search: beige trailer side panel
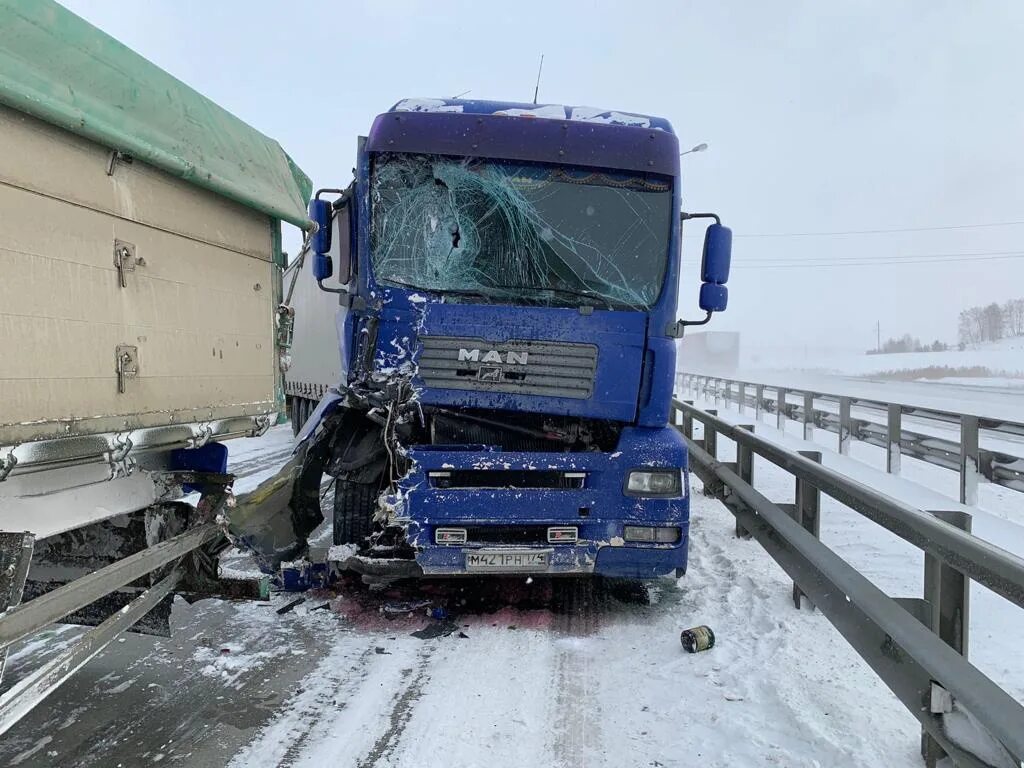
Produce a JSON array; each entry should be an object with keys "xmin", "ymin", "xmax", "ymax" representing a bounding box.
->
[{"xmin": 0, "ymin": 105, "xmax": 281, "ymax": 445}]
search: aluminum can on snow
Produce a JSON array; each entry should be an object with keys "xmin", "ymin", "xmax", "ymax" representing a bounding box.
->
[{"xmin": 680, "ymin": 625, "xmax": 715, "ymax": 653}]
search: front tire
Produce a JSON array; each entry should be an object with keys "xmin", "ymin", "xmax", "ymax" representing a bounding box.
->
[{"xmin": 332, "ymin": 479, "xmax": 378, "ymax": 546}]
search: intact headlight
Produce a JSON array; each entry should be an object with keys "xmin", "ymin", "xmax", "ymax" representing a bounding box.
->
[{"xmin": 625, "ymin": 469, "xmax": 683, "ymax": 497}]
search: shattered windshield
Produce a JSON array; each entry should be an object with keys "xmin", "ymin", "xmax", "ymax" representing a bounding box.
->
[{"xmin": 370, "ymin": 154, "xmax": 672, "ymax": 309}]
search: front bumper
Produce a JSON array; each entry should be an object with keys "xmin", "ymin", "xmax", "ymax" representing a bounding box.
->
[
  {"xmin": 414, "ymin": 540, "xmax": 687, "ymax": 578},
  {"xmin": 393, "ymin": 425, "xmax": 690, "ymax": 579}
]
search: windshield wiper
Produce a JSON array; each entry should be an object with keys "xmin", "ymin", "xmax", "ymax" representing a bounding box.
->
[
  {"xmin": 380, "ymin": 279, "xmax": 516, "ymax": 303},
  {"xmin": 524, "ymin": 285, "xmax": 622, "ymax": 310},
  {"xmin": 379, "ymin": 278, "xmax": 629, "ymax": 310}
]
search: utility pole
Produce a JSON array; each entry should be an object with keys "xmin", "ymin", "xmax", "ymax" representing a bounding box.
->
[{"xmin": 876, "ymin": 320, "xmax": 881, "ymax": 353}]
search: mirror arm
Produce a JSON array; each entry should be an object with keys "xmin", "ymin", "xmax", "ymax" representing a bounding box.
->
[
  {"xmin": 315, "ymin": 187, "xmax": 346, "ymax": 201},
  {"xmin": 680, "ymin": 212, "xmax": 721, "ymax": 225},
  {"xmin": 317, "ymin": 279, "xmax": 347, "ymax": 295},
  {"xmin": 666, "ymin": 312, "xmax": 713, "ymax": 338}
]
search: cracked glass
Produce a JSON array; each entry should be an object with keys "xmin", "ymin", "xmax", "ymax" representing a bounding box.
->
[{"xmin": 370, "ymin": 154, "xmax": 672, "ymax": 310}]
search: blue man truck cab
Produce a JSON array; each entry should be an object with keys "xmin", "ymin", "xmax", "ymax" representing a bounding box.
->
[{"xmin": 246, "ymin": 98, "xmax": 731, "ymax": 582}]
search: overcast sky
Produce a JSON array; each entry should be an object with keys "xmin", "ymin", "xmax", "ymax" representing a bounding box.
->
[{"xmin": 61, "ymin": 0, "xmax": 1024, "ymax": 352}]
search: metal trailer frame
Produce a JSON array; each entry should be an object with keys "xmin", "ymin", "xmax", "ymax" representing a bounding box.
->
[
  {"xmin": 677, "ymin": 373, "xmax": 1024, "ymax": 504},
  {"xmin": 672, "ymin": 399, "xmax": 1024, "ymax": 767},
  {"xmin": 0, "ymin": 475, "xmax": 263, "ymax": 737}
]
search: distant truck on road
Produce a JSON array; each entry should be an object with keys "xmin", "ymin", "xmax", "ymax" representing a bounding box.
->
[{"xmin": 278, "ymin": 98, "xmax": 732, "ymax": 581}]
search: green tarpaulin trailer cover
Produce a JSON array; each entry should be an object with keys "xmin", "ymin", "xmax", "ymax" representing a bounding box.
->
[{"xmin": 0, "ymin": 0, "xmax": 312, "ymax": 229}]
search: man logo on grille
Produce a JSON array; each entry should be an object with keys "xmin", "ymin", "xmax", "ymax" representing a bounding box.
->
[{"xmin": 458, "ymin": 348, "xmax": 528, "ymax": 365}]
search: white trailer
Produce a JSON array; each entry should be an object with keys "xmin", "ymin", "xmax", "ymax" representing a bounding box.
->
[{"xmin": 283, "ymin": 219, "xmax": 347, "ymax": 433}]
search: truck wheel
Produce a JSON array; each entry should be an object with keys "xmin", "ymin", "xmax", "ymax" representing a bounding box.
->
[
  {"xmin": 333, "ymin": 479, "xmax": 377, "ymax": 546},
  {"xmin": 292, "ymin": 397, "xmax": 311, "ymax": 436}
]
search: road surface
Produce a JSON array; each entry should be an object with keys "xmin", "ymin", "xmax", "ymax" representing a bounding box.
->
[{"xmin": 0, "ymin": 426, "xmax": 953, "ymax": 767}]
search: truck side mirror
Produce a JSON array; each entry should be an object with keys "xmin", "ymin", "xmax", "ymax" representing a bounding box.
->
[
  {"xmin": 665, "ymin": 215, "xmax": 733, "ymax": 338},
  {"xmin": 699, "ymin": 283, "xmax": 728, "ymax": 312},
  {"xmin": 308, "ymin": 199, "xmax": 333, "ymax": 281},
  {"xmin": 699, "ymin": 223, "xmax": 732, "ymax": 311}
]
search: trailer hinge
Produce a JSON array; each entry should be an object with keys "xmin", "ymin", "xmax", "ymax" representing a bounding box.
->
[
  {"xmin": 115, "ymin": 345, "xmax": 139, "ymax": 393},
  {"xmin": 113, "ymin": 239, "xmax": 145, "ymax": 288}
]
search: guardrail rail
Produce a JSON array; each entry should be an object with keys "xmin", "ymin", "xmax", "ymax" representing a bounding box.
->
[
  {"xmin": 0, "ymin": 472, "xmax": 258, "ymax": 735},
  {"xmin": 677, "ymin": 372, "xmax": 1024, "ymax": 505},
  {"xmin": 672, "ymin": 398, "xmax": 1024, "ymax": 767}
]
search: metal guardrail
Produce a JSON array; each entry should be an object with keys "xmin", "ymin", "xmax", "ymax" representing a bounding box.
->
[
  {"xmin": 0, "ymin": 474, "xmax": 238, "ymax": 737},
  {"xmin": 672, "ymin": 398, "xmax": 1024, "ymax": 767},
  {"xmin": 677, "ymin": 372, "xmax": 1024, "ymax": 505}
]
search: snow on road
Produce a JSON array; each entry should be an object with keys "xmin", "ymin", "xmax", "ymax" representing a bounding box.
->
[
  {"xmin": 225, "ymin": 492, "xmax": 921, "ymax": 768},
  {"xmin": 1, "ymin": 421, "xmax": 1000, "ymax": 767}
]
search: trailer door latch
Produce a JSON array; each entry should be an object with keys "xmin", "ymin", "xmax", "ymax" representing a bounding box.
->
[
  {"xmin": 113, "ymin": 239, "xmax": 144, "ymax": 288},
  {"xmin": 116, "ymin": 345, "xmax": 139, "ymax": 393}
]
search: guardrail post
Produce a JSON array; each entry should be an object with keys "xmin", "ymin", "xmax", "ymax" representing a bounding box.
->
[
  {"xmin": 0, "ymin": 533, "xmax": 34, "ymax": 684},
  {"xmin": 682, "ymin": 401, "xmax": 694, "ymax": 439},
  {"xmin": 755, "ymin": 384, "xmax": 765, "ymax": 423},
  {"xmin": 700, "ymin": 410, "xmax": 719, "ymax": 497},
  {"xmin": 803, "ymin": 392, "xmax": 815, "ymax": 441},
  {"xmin": 960, "ymin": 415, "xmax": 980, "ymax": 507},
  {"xmin": 921, "ymin": 509, "xmax": 972, "ymax": 767},
  {"xmin": 924, "ymin": 510, "xmax": 971, "ymax": 655},
  {"xmin": 792, "ymin": 451, "xmax": 822, "ymax": 609},
  {"xmin": 838, "ymin": 397, "xmax": 852, "ymax": 456},
  {"xmin": 738, "ymin": 383, "xmax": 746, "ymax": 415},
  {"xmin": 702, "ymin": 410, "xmax": 718, "ymax": 458},
  {"xmin": 776, "ymin": 388, "xmax": 788, "ymax": 430},
  {"xmin": 735, "ymin": 425, "xmax": 755, "ymax": 537},
  {"xmin": 887, "ymin": 404, "xmax": 902, "ymax": 475}
]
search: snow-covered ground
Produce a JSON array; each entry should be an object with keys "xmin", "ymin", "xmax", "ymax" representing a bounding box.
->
[
  {"xmin": 679, "ymin": 390, "xmax": 1024, "ymax": 709},
  {"xmin": 1, "ymin": 419, "xmax": 1021, "ymax": 766},
  {"xmin": 736, "ymin": 337, "xmax": 1024, "ymax": 382}
]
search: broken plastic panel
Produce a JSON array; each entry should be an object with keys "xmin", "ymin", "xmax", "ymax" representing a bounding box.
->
[
  {"xmin": 225, "ymin": 441, "xmax": 325, "ymax": 572},
  {"xmin": 370, "ymin": 155, "xmax": 673, "ymax": 310}
]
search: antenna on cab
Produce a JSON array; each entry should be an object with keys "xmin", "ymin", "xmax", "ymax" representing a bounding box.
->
[{"xmin": 532, "ymin": 54, "xmax": 545, "ymax": 104}]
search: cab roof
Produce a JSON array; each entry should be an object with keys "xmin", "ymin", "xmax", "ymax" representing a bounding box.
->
[
  {"xmin": 370, "ymin": 98, "xmax": 680, "ymax": 177},
  {"xmin": 389, "ymin": 98, "xmax": 676, "ymax": 134}
]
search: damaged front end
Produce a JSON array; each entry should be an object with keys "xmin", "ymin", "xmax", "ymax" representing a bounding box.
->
[
  {"xmin": 225, "ymin": 143, "xmax": 689, "ymax": 581},
  {"xmin": 228, "ymin": 371, "xmax": 688, "ymax": 584},
  {"xmin": 225, "ymin": 378, "xmax": 421, "ymax": 577}
]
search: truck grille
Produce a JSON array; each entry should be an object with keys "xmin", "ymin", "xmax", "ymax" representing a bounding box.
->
[{"xmin": 417, "ymin": 336, "xmax": 597, "ymax": 400}]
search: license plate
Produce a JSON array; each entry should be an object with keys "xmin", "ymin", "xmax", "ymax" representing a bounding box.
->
[{"xmin": 464, "ymin": 550, "xmax": 550, "ymax": 572}]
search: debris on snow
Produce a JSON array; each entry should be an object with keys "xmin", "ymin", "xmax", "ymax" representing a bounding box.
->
[
  {"xmin": 276, "ymin": 598, "xmax": 306, "ymax": 615},
  {"xmin": 381, "ymin": 599, "xmax": 432, "ymax": 618},
  {"xmin": 410, "ymin": 621, "xmax": 459, "ymax": 639}
]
